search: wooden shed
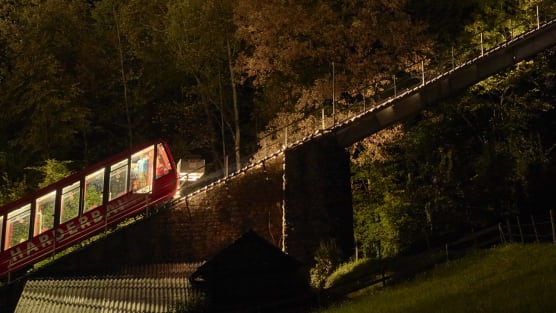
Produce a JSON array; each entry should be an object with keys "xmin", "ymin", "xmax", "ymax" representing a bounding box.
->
[{"xmin": 190, "ymin": 231, "xmax": 311, "ymax": 311}]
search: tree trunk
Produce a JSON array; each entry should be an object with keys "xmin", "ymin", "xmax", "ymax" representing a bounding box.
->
[
  {"xmin": 193, "ymin": 74, "xmax": 222, "ymax": 170},
  {"xmin": 227, "ymin": 40, "xmax": 241, "ymax": 171},
  {"xmin": 113, "ymin": 7, "xmax": 133, "ymax": 148}
]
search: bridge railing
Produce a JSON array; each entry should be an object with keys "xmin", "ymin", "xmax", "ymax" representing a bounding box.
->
[{"xmin": 248, "ymin": 5, "xmax": 556, "ymax": 163}]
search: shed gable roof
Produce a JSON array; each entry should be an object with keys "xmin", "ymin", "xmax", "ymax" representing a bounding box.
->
[{"xmin": 190, "ymin": 231, "xmax": 301, "ymax": 282}]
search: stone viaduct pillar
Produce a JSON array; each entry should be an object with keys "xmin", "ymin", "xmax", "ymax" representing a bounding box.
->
[{"xmin": 283, "ymin": 134, "xmax": 354, "ymax": 263}]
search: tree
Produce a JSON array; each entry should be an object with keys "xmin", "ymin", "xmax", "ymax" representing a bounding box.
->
[
  {"xmin": 349, "ymin": 1, "xmax": 556, "ymax": 257},
  {"xmin": 460, "ymin": 55, "xmax": 556, "ymax": 215},
  {"xmin": 407, "ymin": 0, "xmax": 479, "ymax": 45},
  {"xmin": 234, "ymin": 0, "xmax": 433, "ymax": 118},
  {"xmin": 0, "ymin": 0, "xmax": 91, "ymax": 167},
  {"xmin": 27, "ymin": 159, "xmax": 72, "ymax": 189},
  {"xmin": 89, "ymin": 0, "xmax": 194, "ymax": 159},
  {"xmin": 0, "ymin": 174, "xmax": 28, "ymax": 207},
  {"xmin": 90, "ymin": 0, "xmax": 153, "ymax": 151},
  {"xmin": 166, "ymin": 0, "xmax": 245, "ymax": 170},
  {"xmin": 352, "ymin": 48, "xmax": 556, "ymax": 256}
]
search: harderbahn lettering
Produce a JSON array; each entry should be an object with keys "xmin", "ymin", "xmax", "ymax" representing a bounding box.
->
[
  {"xmin": 2, "ymin": 207, "xmax": 104, "ymax": 271},
  {"xmin": 0, "ymin": 194, "xmax": 149, "ymax": 275}
]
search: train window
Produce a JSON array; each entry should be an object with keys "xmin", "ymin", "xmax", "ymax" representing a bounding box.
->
[
  {"xmin": 61, "ymin": 181, "xmax": 80, "ymax": 224},
  {"xmin": 109, "ymin": 159, "xmax": 129, "ymax": 201},
  {"xmin": 84, "ymin": 168, "xmax": 105, "ymax": 212},
  {"xmin": 155, "ymin": 144, "xmax": 172, "ymax": 179},
  {"xmin": 131, "ymin": 146, "xmax": 154, "ymax": 194},
  {"xmin": 34, "ymin": 191, "xmax": 56, "ymax": 236},
  {"xmin": 6, "ymin": 204, "xmax": 31, "ymax": 250}
]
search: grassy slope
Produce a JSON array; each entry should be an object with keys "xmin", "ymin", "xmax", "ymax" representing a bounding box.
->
[{"xmin": 318, "ymin": 244, "xmax": 556, "ymax": 313}]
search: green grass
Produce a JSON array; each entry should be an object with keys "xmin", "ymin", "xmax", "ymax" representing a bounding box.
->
[
  {"xmin": 324, "ymin": 249, "xmax": 448, "ymax": 296},
  {"xmin": 317, "ymin": 244, "xmax": 556, "ymax": 313},
  {"xmin": 325, "ymin": 258, "xmax": 376, "ymax": 289}
]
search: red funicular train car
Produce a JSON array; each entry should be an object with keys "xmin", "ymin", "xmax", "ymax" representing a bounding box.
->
[{"xmin": 0, "ymin": 140, "xmax": 178, "ymax": 279}]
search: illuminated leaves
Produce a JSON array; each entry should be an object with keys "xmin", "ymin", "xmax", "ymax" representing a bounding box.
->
[{"xmin": 235, "ymin": 0, "xmax": 433, "ymax": 114}]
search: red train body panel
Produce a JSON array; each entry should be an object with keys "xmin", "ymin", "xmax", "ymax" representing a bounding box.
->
[{"xmin": 0, "ymin": 140, "xmax": 178, "ymax": 278}]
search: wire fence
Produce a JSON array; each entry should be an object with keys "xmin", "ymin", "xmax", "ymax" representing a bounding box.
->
[
  {"xmin": 442, "ymin": 210, "xmax": 556, "ymax": 263},
  {"xmin": 321, "ymin": 209, "xmax": 556, "ymax": 304},
  {"xmin": 499, "ymin": 210, "xmax": 556, "ymax": 244}
]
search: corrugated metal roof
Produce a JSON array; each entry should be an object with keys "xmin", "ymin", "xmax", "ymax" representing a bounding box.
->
[
  {"xmin": 120, "ymin": 262, "xmax": 203, "ymax": 278},
  {"xmin": 15, "ymin": 263, "xmax": 203, "ymax": 313}
]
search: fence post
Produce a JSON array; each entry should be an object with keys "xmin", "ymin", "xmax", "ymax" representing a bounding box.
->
[
  {"xmin": 498, "ymin": 223, "xmax": 506, "ymax": 244},
  {"xmin": 224, "ymin": 155, "xmax": 229, "ymax": 178},
  {"xmin": 421, "ymin": 60, "xmax": 425, "ymax": 86},
  {"xmin": 480, "ymin": 32, "xmax": 484, "ymax": 56},
  {"xmin": 321, "ymin": 107, "xmax": 325, "ymax": 130},
  {"xmin": 516, "ymin": 216, "xmax": 524, "ymax": 243},
  {"xmin": 332, "ymin": 61, "xmax": 336, "ymax": 125},
  {"xmin": 550, "ymin": 209, "xmax": 556, "ymax": 244},
  {"xmin": 393, "ymin": 75, "xmax": 397, "ymax": 97},
  {"xmin": 445, "ymin": 243, "xmax": 449, "ymax": 262},
  {"xmin": 451, "ymin": 46, "xmax": 455, "ymax": 69},
  {"xmin": 537, "ymin": 5, "xmax": 540, "ymax": 30},
  {"xmin": 530, "ymin": 215, "xmax": 539, "ymax": 243},
  {"xmin": 506, "ymin": 217, "xmax": 513, "ymax": 243},
  {"xmin": 509, "ymin": 19, "xmax": 513, "ymax": 39}
]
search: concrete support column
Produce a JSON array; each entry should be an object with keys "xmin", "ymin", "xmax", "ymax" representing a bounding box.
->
[{"xmin": 283, "ymin": 134, "xmax": 354, "ymax": 263}]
